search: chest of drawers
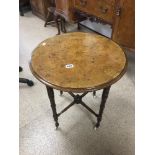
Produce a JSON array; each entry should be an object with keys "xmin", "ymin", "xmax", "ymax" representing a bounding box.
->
[
  {"xmin": 74, "ymin": 0, "xmax": 115, "ymax": 24},
  {"xmin": 55, "ymin": 0, "xmax": 135, "ymax": 49}
]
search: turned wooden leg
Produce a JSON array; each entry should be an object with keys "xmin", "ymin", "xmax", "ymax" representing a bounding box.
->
[
  {"xmin": 95, "ymin": 86, "xmax": 111, "ymax": 128},
  {"xmin": 46, "ymin": 86, "xmax": 59, "ymax": 129},
  {"xmin": 54, "ymin": 14, "xmax": 60, "ymax": 35}
]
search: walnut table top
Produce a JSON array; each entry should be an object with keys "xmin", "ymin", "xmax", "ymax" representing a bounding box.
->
[{"xmin": 30, "ymin": 32, "xmax": 127, "ymax": 92}]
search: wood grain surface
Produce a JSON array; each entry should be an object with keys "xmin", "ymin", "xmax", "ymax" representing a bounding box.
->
[{"xmin": 30, "ymin": 32, "xmax": 127, "ymax": 92}]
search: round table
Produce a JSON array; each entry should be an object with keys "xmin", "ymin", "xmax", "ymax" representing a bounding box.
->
[{"xmin": 30, "ymin": 32, "xmax": 127, "ymax": 129}]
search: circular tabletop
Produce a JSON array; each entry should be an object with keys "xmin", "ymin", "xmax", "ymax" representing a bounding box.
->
[{"xmin": 30, "ymin": 32, "xmax": 127, "ymax": 92}]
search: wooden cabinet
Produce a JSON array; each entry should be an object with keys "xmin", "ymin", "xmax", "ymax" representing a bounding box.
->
[
  {"xmin": 45, "ymin": 0, "xmax": 135, "ymax": 49},
  {"xmin": 55, "ymin": 0, "xmax": 75, "ymax": 22},
  {"xmin": 30, "ymin": 0, "xmax": 135, "ymax": 49},
  {"xmin": 112, "ymin": 0, "xmax": 135, "ymax": 49},
  {"xmin": 94, "ymin": 0, "xmax": 115, "ymax": 24},
  {"xmin": 74, "ymin": 0, "xmax": 115, "ymax": 24},
  {"xmin": 30, "ymin": 0, "xmax": 52, "ymax": 20}
]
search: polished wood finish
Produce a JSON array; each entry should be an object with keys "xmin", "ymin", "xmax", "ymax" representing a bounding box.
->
[
  {"xmin": 46, "ymin": 85, "xmax": 111, "ymax": 128},
  {"xmin": 112, "ymin": 0, "xmax": 135, "ymax": 48},
  {"xmin": 55, "ymin": 0, "xmax": 75, "ymax": 22},
  {"xmin": 74, "ymin": 0, "xmax": 115, "ymax": 24},
  {"xmin": 54, "ymin": 0, "xmax": 135, "ymax": 49},
  {"xmin": 74, "ymin": 0, "xmax": 135, "ymax": 49},
  {"xmin": 30, "ymin": 0, "xmax": 52, "ymax": 20},
  {"xmin": 96, "ymin": 86, "xmax": 110, "ymax": 128},
  {"xmin": 30, "ymin": 32, "xmax": 127, "ymax": 93},
  {"xmin": 30, "ymin": 0, "xmax": 134, "ymax": 48},
  {"xmin": 30, "ymin": 32, "xmax": 127, "ymax": 129},
  {"xmin": 46, "ymin": 86, "xmax": 59, "ymax": 128}
]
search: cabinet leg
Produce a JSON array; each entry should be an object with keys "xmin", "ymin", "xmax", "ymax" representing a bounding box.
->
[
  {"xmin": 95, "ymin": 86, "xmax": 111, "ymax": 128},
  {"xmin": 46, "ymin": 86, "xmax": 59, "ymax": 128}
]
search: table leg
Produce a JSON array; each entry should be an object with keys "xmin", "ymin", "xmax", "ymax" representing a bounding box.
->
[
  {"xmin": 95, "ymin": 86, "xmax": 111, "ymax": 128},
  {"xmin": 46, "ymin": 86, "xmax": 59, "ymax": 129}
]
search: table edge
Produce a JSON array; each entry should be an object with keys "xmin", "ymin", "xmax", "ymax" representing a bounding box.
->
[
  {"xmin": 29, "ymin": 56, "xmax": 127, "ymax": 93},
  {"xmin": 29, "ymin": 33, "xmax": 128, "ymax": 93}
]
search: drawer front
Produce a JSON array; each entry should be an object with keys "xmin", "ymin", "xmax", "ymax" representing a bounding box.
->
[
  {"xmin": 94, "ymin": 0, "xmax": 115, "ymax": 23},
  {"xmin": 74, "ymin": 0, "xmax": 115, "ymax": 23},
  {"xmin": 74, "ymin": 0, "xmax": 92, "ymax": 13}
]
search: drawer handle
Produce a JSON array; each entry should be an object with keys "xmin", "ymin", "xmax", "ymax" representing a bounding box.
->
[
  {"xmin": 80, "ymin": 0, "xmax": 87, "ymax": 7},
  {"xmin": 100, "ymin": 6, "xmax": 108, "ymax": 14},
  {"xmin": 116, "ymin": 6, "xmax": 121, "ymax": 16}
]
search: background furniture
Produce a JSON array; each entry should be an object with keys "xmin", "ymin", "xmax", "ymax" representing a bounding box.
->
[
  {"xmin": 30, "ymin": 32, "xmax": 127, "ymax": 129},
  {"xmin": 44, "ymin": 0, "xmax": 56, "ymax": 27},
  {"xmin": 19, "ymin": 67, "xmax": 34, "ymax": 86},
  {"xmin": 19, "ymin": 0, "xmax": 31, "ymax": 16},
  {"xmin": 55, "ymin": 0, "xmax": 135, "ymax": 49},
  {"xmin": 30, "ymin": 0, "xmax": 52, "ymax": 20},
  {"xmin": 44, "ymin": 7, "xmax": 67, "ymax": 35},
  {"xmin": 53, "ymin": 11, "xmax": 67, "ymax": 35},
  {"xmin": 55, "ymin": 0, "xmax": 75, "ymax": 22},
  {"xmin": 44, "ymin": 6, "xmax": 56, "ymax": 27},
  {"xmin": 30, "ymin": 0, "xmax": 134, "ymax": 48}
]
